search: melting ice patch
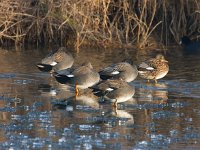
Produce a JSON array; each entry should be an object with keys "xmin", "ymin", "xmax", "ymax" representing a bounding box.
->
[{"xmin": 151, "ymin": 111, "xmax": 180, "ymax": 119}]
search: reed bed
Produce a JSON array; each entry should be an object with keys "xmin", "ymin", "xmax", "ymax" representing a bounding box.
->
[{"xmin": 0, "ymin": 0, "xmax": 199, "ymax": 50}]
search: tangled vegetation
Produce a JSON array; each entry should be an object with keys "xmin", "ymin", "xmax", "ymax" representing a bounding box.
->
[{"xmin": 0, "ymin": 0, "xmax": 199, "ymax": 50}]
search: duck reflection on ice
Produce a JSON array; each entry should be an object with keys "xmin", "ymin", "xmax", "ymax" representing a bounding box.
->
[
  {"xmin": 74, "ymin": 89, "xmax": 100, "ymax": 109},
  {"xmin": 101, "ymin": 107, "xmax": 134, "ymax": 127},
  {"xmin": 136, "ymin": 82, "xmax": 168, "ymax": 103},
  {"xmin": 38, "ymin": 84, "xmax": 57, "ymax": 97},
  {"xmin": 50, "ymin": 88, "xmax": 100, "ymax": 110},
  {"xmin": 38, "ymin": 83, "xmax": 75, "ymax": 99}
]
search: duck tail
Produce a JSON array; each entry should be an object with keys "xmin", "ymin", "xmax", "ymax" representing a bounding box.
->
[
  {"xmin": 36, "ymin": 63, "xmax": 53, "ymax": 72},
  {"xmin": 53, "ymin": 72, "xmax": 71, "ymax": 84},
  {"xmin": 99, "ymin": 70, "xmax": 113, "ymax": 80}
]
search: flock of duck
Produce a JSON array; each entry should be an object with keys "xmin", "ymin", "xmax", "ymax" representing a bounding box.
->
[
  {"xmin": 36, "ymin": 36, "xmax": 200, "ymax": 106},
  {"xmin": 37, "ymin": 48, "xmax": 169, "ymax": 107}
]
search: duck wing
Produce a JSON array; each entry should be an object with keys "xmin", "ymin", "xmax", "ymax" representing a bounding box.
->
[{"xmin": 99, "ymin": 63, "xmax": 125, "ymax": 80}]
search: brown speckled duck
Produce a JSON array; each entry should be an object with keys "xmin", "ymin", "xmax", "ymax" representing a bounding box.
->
[{"xmin": 138, "ymin": 54, "xmax": 169, "ymax": 83}]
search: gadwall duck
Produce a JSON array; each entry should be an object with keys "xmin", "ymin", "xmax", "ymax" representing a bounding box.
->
[
  {"xmin": 138, "ymin": 54, "xmax": 169, "ymax": 83},
  {"xmin": 99, "ymin": 60, "xmax": 138, "ymax": 82},
  {"xmin": 180, "ymin": 36, "xmax": 200, "ymax": 54},
  {"xmin": 37, "ymin": 47, "xmax": 74, "ymax": 72},
  {"xmin": 91, "ymin": 79, "xmax": 135, "ymax": 107},
  {"xmin": 53, "ymin": 62, "xmax": 100, "ymax": 96}
]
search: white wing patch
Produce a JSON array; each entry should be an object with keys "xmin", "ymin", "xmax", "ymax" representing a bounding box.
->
[
  {"xmin": 106, "ymin": 88, "xmax": 114, "ymax": 91},
  {"xmin": 146, "ymin": 67, "xmax": 154, "ymax": 70},
  {"xmin": 67, "ymin": 74, "xmax": 74, "ymax": 78},
  {"xmin": 37, "ymin": 65, "xmax": 44, "ymax": 68},
  {"xmin": 138, "ymin": 71, "xmax": 145, "ymax": 74},
  {"xmin": 111, "ymin": 71, "xmax": 120, "ymax": 75},
  {"xmin": 50, "ymin": 61, "xmax": 57, "ymax": 66}
]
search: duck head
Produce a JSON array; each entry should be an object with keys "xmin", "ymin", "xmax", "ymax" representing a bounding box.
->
[{"xmin": 156, "ymin": 54, "xmax": 168, "ymax": 63}]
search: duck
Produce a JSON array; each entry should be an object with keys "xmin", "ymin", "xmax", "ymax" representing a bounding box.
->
[
  {"xmin": 99, "ymin": 60, "xmax": 138, "ymax": 82},
  {"xmin": 138, "ymin": 54, "xmax": 169, "ymax": 83},
  {"xmin": 37, "ymin": 47, "xmax": 74, "ymax": 72},
  {"xmin": 53, "ymin": 62, "xmax": 100, "ymax": 96},
  {"xmin": 180, "ymin": 36, "xmax": 200, "ymax": 54},
  {"xmin": 90, "ymin": 79, "xmax": 135, "ymax": 107}
]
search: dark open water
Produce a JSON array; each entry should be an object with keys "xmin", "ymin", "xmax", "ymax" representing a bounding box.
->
[{"xmin": 0, "ymin": 47, "xmax": 200, "ymax": 150}]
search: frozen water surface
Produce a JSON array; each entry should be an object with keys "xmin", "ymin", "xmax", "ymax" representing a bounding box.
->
[{"xmin": 0, "ymin": 47, "xmax": 200, "ymax": 149}]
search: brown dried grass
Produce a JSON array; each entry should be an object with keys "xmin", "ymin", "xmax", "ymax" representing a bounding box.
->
[{"xmin": 0, "ymin": 0, "xmax": 199, "ymax": 51}]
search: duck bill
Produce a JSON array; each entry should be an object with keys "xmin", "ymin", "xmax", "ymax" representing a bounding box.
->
[{"xmin": 163, "ymin": 60, "xmax": 168, "ymax": 63}]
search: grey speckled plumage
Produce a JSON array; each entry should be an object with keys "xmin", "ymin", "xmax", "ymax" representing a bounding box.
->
[
  {"xmin": 91, "ymin": 79, "xmax": 135, "ymax": 104},
  {"xmin": 53, "ymin": 62, "xmax": 100, "ymax": 89},
  {"xmin": 37, "ymin": 47, "xmax": 74, "ymax": 72},
  {"xmin": 138, "ymin": 54, "xmax": 169, "ymax": 83},
  {"xmin": 99, "ymin": 61, "xmax": 138, "ymax": 82}
]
